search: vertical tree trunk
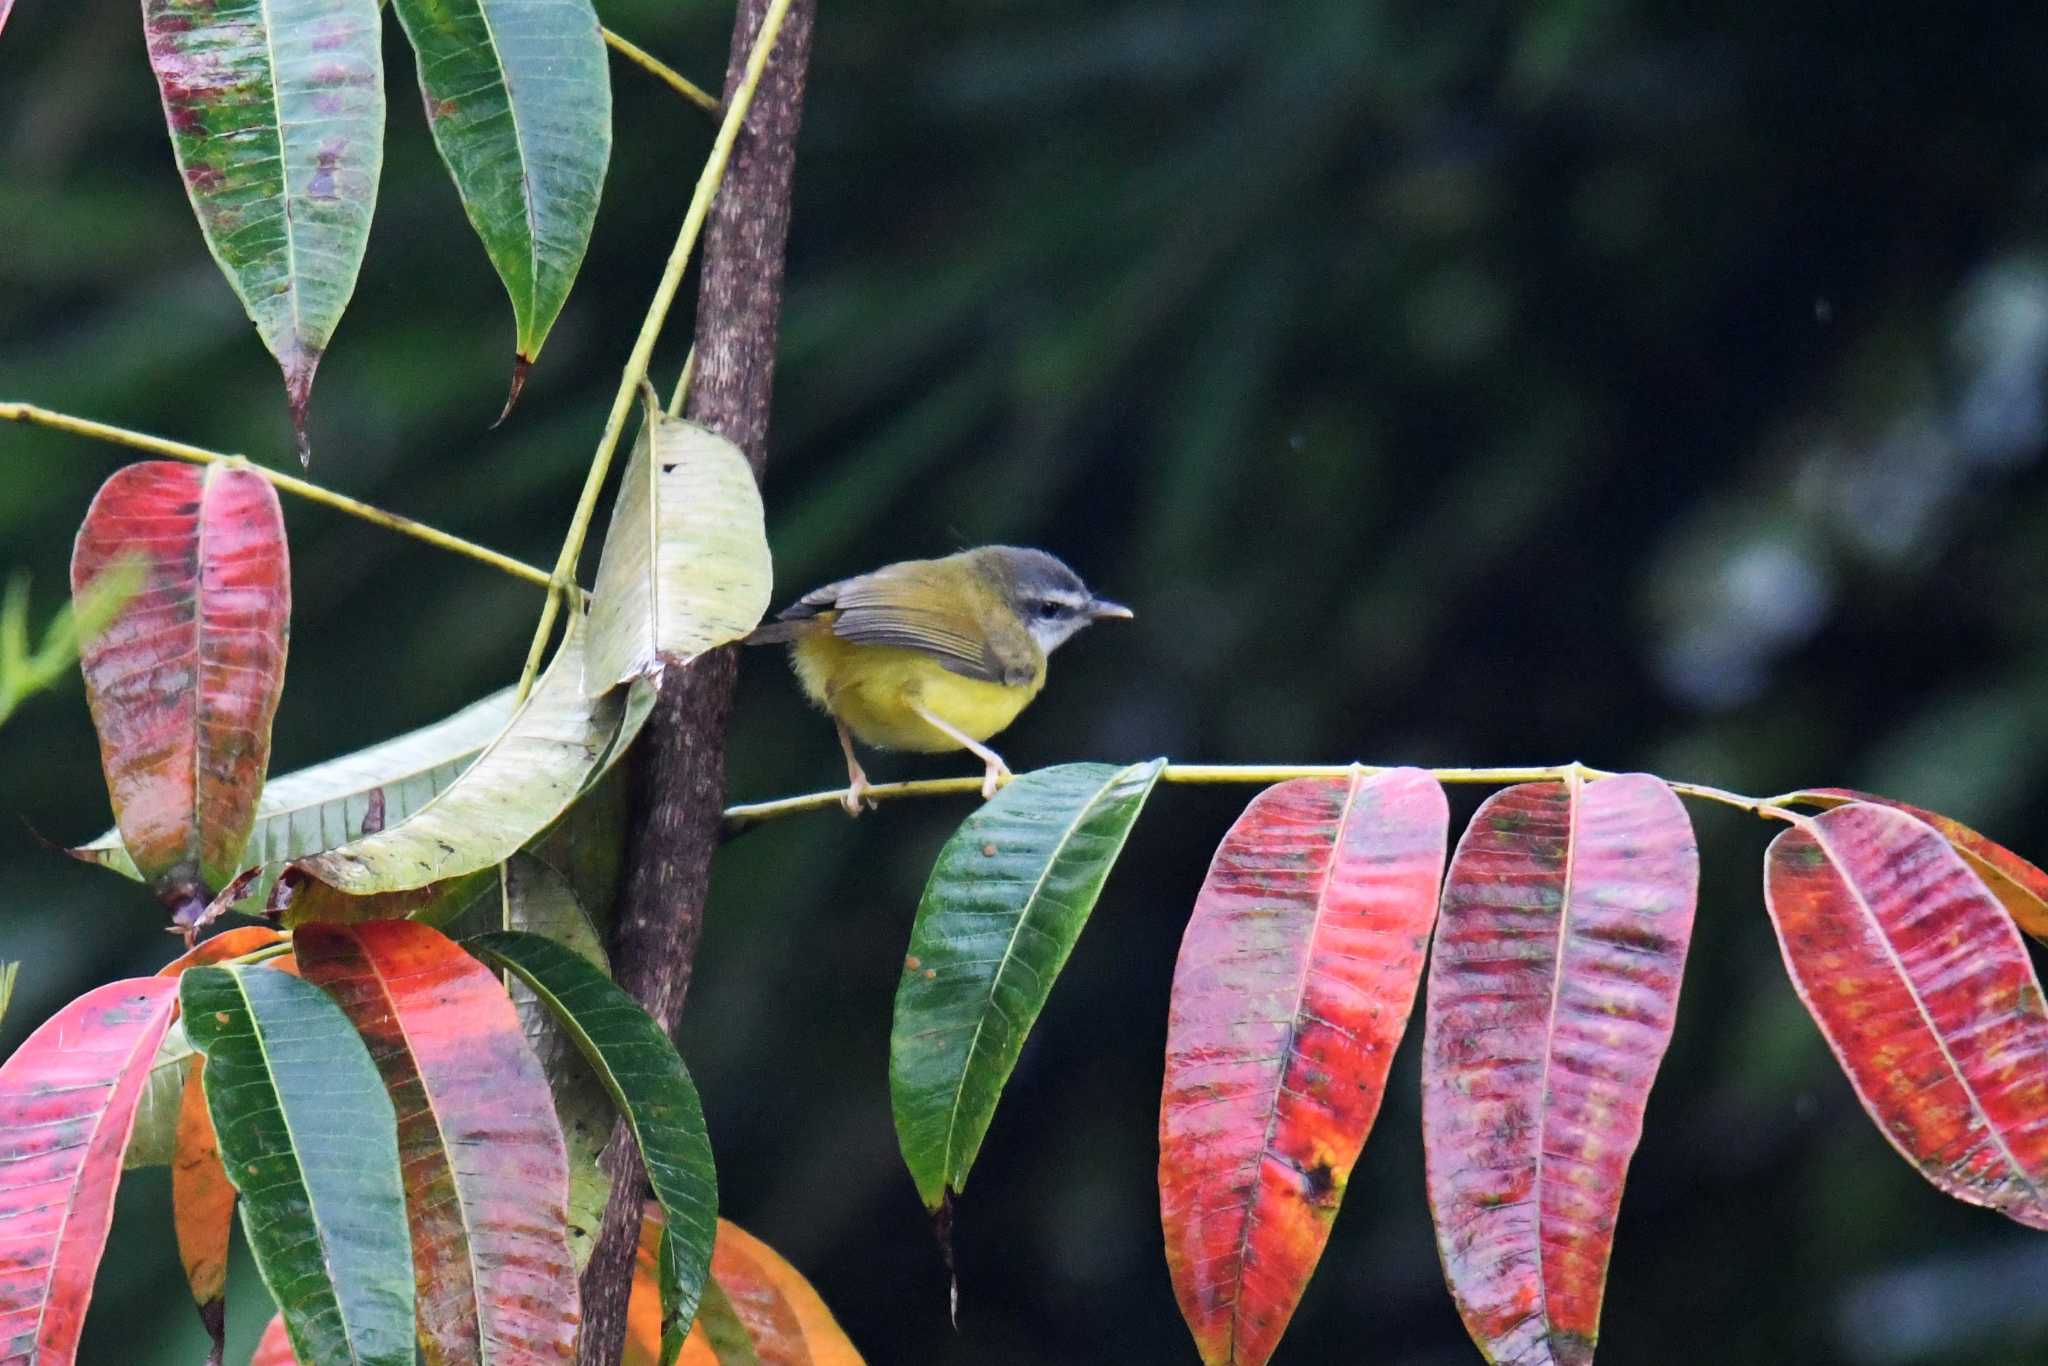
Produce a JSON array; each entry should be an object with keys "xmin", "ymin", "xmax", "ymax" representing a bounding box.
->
[{"xmin": 576, "ymin": 3, "xmax": 816, "ymax": 1361}]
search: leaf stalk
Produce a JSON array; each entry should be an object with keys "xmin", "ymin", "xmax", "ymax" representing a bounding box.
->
[
  {"xmin": 603, "ymin": 28, "xmax": 721, "ymax": 116},
  {"xmin": 720, "ymin": 761, "xmax": 1810, "ymax": 833},
  {"xmin": 1, "ymin": 402, "xmax": 556, "ymax": 592}
]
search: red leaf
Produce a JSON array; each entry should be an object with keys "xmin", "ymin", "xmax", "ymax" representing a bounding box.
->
[
  {"xmin": 250, "ymin": 1313, "xmax": 298, "ymax": 1366},
  {"xmin": 159, "ymin": 926, "xmax": 287, "ymax": 977},
  {"xmin": 1159, "ymin": 769, "xmax": 1450, "ymax": 1366},
  {"xmin": 1789, "ymin": 788, "xmax": 2048, "ymax": 944},
  {"xmin": 627, "ymin": 1206, "xmax": 866, "ymax": 1366},
  {"xmin": 1421, "ymin": 776, "xmax": 1698, "ymax": 1366},
  {"xmin": 0, "ymin": 978, "xmax": 181, "ymax": 1364},
  {"xmin": 173, "ymin": 1056, "xmax": 234, "ymax": 1360},
  {"xmin": 1765, "ymin": 802, "xmax": 2048, "ymax": 1227},
  {"xmin": 72, "ymin": 462, "xmax": 290, "ymax": 924},
  {"xmin": 294, "ymin": 920, "xmax": 580, "ymax": 1361}
]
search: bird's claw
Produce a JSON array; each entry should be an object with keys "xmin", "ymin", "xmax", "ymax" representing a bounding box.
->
[
  {"xmin": 841, "ymin": 775, "xmax": 873, "ymax": 817},
  {"xmin": 980, "ymin": 759, "xmax": 1013, "ymax": 800}
]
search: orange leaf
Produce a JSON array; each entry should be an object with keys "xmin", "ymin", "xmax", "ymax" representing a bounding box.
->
[
  {"xmin": 1788, "ymin": 788, "xmax": 2048, "ymax": 943},
  {"xmin": 159, "ymin": 926, "xmax": 287, "ymax": 977},
  {"xmin": 627, "ymin": 1206, "xmax": 865, "ymax": 1365},
  {"xmin": 172, "ymin": 1056, "xmax": 235, "ymax": 1360}
]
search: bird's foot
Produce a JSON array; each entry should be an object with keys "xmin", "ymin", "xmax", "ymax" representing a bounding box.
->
[
  {"xmin": 980, "ymin": 755, "xmax": 1013, "ymax": 800},
  {"xmin": 841, "ymin": 773, "xmax": 873, "ymax": 817}
]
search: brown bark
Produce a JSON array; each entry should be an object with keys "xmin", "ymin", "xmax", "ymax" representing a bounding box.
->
[{"xmin": 575, "ymin": 3, "xmax": 816, "ymax": 1362}]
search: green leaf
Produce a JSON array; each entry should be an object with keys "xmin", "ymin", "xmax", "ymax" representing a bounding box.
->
[
  {"xmin": 123, "ymin": 1019, "xmax": 195, "ymax": 1170},
  {"xmin": 0, "ymin": 960, "xmax": 14, "ymax": 1027},
  {"xmin": 141, "ymin": 0, "xmax": 386, "ymax": 453},
  {"xmin": 74, "ymin": 687, "xmax": 517, "ymax": 913},
  {"xmin": 288, "ymin": 619, "xmax": 650, "ymax": 895},
  {"xmin": 691, "ymin": 1275, "xmax": 758, "ymax": 1366},
  {"xmin": 465, "ymin": 931, "xmax": 717, "ymax": 1341},
  {"xmin": 179, "ymin": 965, "xmax": 413, "ymax": 1366},
  {"xmin": 586, "ymin": 386, "xmax": 773, "ymax": 693},
  {"xmin": 890, "ymin": 760, "xmax": 1165, "ymax": 1209},
  {"xmin": 391, "ymin": 0, "xmax": 610, "ymax": 381}
]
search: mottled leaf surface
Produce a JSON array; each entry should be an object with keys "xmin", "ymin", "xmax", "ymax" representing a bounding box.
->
[
  {"xmin": 1790, "ymin": 787, "xmax": 2048, "ymax": 945},
  {"xmin": 295, "ymin": 920, "xmax": 579, "ymax": 1362},
  {"xmin": 391, "ymin": 0, "xmax": 609, "ymax": 370},
  {"xmin": 291, "ymin": 620, "xmax": 640, "ymax": 894},
  {"xmin": 0, "ymin": 978, "xmax": 179, "ymax": 1365},
  {"xmin": 891, "ymin": 760, "xmax": 1165, "ymax": 1209},
  {"xmin": 1421, "ymin": 776, "xmax": 1698, "ymax": 1366},
  {"xmin": 180, "ymin": 965, "xmax": 412, "ymax": 1366},
  {"xmin": 586, "ymin": 390, "xmax": 772, "ymax": 692},
  {"xmin": 71, "ymin": 462, "xmax": 289, "ymax": 922},
  {"xmin": 172, "ymin": 1056, "xmax": 235, "ymax": 1358},
  {"xmin": 142, "ymin": 0, "xmax": 384, "ymax": 446},
  {"xmin": 1765, "ymin": 802, "xmax": 2048, "ymax": 1228},
  {"xmin": 627, "ymin": 1210, "xmax": 865, "ymax": 1366},
  {"xmin": 1160, "ymin": 770, "xmax": 1449, "ymax": 1366},
  {"xmin": 466, "ymin": 931, "xmax": 716, "ymax": 1341},
  {"xmin": 77, "ymin": 689, "xmax": 516, "ymax": 916}
]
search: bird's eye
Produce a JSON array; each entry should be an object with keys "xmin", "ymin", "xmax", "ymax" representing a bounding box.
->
[{"xmin": 1037, "ymin": 600, "xmax": 1063, "ymax": 620}]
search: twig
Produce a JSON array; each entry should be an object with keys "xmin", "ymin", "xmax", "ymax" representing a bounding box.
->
[
  {"xmin": 515, "ymin": 0, "xmax": 800, "ymax": 700},
  {"xmin": 2, "ymin": 402, "xmax": 556, "ymax": 591},
  {"xmin": 604, "ymin": 28, "xmax": 721, "ymax": 116},
  {"xmin": 720, "ymin": 760, "xmax": 1809, "ymax": 833}
]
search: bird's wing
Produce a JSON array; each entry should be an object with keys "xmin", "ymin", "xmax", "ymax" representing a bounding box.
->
[{"xmin": 804, "ymin": 562, "xmax": 1038, "ymax": 685}]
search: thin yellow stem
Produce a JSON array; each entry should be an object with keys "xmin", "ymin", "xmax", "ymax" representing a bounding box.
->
[
  {"xmin": 2, "ymin": 401, "xmax": 556, "ymax": 591},
  {"xmin": 603, "ymin": 28, "xmax": 721, "ymax": 117},
  {"xmin": 516, "ymin": 0, "xmax": 798, "ymax": 699},
  {"xmin": 665, "ymin": 345, "xmax": 699, "ymax": 418},
  {"xmin": 720, "ymin": 760, "xmax": 1803, "ymax": 833}
]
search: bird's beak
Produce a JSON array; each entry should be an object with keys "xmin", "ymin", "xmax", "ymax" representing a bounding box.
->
[{"xmin": 1087, "ymin": 598, "xmax": 1134, "ymax": 621}]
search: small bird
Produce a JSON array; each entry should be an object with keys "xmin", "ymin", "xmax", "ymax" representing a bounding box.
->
[{"xmin": 746, "ymin": 546, "xmax": 1133, "ymax": 813}]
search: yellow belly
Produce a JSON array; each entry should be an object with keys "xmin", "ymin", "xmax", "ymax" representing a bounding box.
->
[{"xmin": 790, "ymin": 629, "xmax": 1044, "ymax": 752}]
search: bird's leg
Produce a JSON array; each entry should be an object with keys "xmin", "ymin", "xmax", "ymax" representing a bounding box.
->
[
  {"xmin": 836, "ymin": 719, "xmax": 873, "ymax": 816},
  {"xmin": 910, "ymin": 702, "xmax": 1014, "ymax": 799}
]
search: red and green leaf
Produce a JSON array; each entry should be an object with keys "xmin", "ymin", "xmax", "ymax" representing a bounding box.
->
[
  {"xmin": 389, "ymin": 0, "xmax": 609, "ymax": 403},
  {"xmin": 173, "ymin": 1056, "xmax": 235, "ymax": 1361},
  {"xmin": 627, "ymin": 1207, "xmax": 866, "ymax": 1366},
  {"xmin": 294, "ymin": 920, "xmax": 580, "ymax": 1362},
  {"xmin": 1788, "ymin": 788, "xmax": 2048, "ymax": 945},
  {"xmin": 180, "ymin": 965, "xmax": 413, "ymax": 1366},
  {"xmin": 141, "ymin": 0, "xmax": 385, "ymax": 454},
  {"xmin": 1159, "ymin": 769, "xmax": 1449, "ymax": 1366},
  {"xmin": 1421, "ymin": 776, "xmax": 1698, "ymax": 1366},
  {"xmin": 1764, "ymin": 801, "xmax": 2048, "ymax": 1227},
  {"xmin": 72, "ymin": 462, "xmax": 289, "ymax": 925},
  {"xmin": 0, "ymin": 977, "xmax": 180, "ymax": 1365},
  {"xmin": 250, "ymin": 1314, "xmax": 298, "ymax": 1366},
  {"xmin": 160, "ymin": 926, "xmax": 288, "ymax": 977}
]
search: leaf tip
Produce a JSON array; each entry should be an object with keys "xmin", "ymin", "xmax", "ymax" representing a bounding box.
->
[
  {"xmin": 280, "ymin": 345, "xmax": 320, "ymax": 467},
  {"xmin": 493, "ymin": 355, "xmax": 535, "ymax": 429},
  {"xmin": 930, "ymin": 1188, "xmax": 959, "ymax": 1329}
]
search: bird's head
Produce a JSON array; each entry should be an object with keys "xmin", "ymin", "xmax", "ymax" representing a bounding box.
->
[{"xmin": 972, "ymin": 546, "xmax": 1133, "ymax": 654}]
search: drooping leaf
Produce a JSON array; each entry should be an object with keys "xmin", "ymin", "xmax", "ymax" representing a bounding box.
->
[
  {"xmin": 1160, "ymin": 769, "xmax": 1450, "ymax": 1366},
  {"xmin": 71, "ymin": 462, "xmax": 290, "ymax": 924},
  {"xmin": 131, "ymin": 942, "xmax": 293, "ymax": 1172},
  {"xmin": 891, "ymin": 760, "xmax": 1164, "ymax": 1210},
  {"xmin": 0, "ymin": 978, "xmax": 179, "ymax": 1365},
  {"xmin": 627, "ymin": 1208, "xmax": 866, "ymax": 1366},
  {"xmin": 390, "ymin": 0, "xmax": 610, "ymax": 390},
  {"xmin": 250, "ymin": 1314, "xmax": 298, "ymax": 1366},
  {"xmin": 585, "ymin": 387, "xmax": 772, "ymax": 693},
  {"xmin": 290, "ymin": 619, "xmax": 648, "ymax": 895},
  {"xmin": 172, "ymin": 1056, "xmax": 235, "ymax": 1361},
  {"xmin": 76, "ymin": 689, "xmax": 517, "ymax": 915},
  {"xmin": 690, "ymin": 1280, "xmax": 760, "ymax": 1366},
  {"xmin": 141, "ymin": 0, "xmax": 385, "ymax": 452},
  {"xmin": 294, "ymin": 920, "xmax": 580, "ymax": 1362},
  {"xmin": 0, "ymin": 962, "xmax": 15, "ymax": 1028},
  {"xmin": 179, "ymin": 965, "xmax": 413, "ymax": 1366},
  {"xmin": 270, "ymin": 863, "xmax": 498, "ymax": 931},
  {"xmin": 1787, "ymin": 787, "xmax": 2048, "ymax": 945},
  {"xmin": 1421, "ymin": 776, "xmax": 1698, "ymax": 1366},
  {"xmin": 1764, "ymin": 801, "xmax": 2048, "ymax": 1228},
  {"xmin": 466, "ymin": 931, "xmax": 717, "ymax": 1342}
]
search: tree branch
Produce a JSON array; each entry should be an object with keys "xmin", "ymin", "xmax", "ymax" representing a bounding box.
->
[{"xmin": 574, "ymin": 0, "xmax": 816, "ymax": 1360}]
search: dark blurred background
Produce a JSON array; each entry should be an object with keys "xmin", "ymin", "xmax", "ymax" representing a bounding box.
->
[{"xmin": 8, "ymin": 1, "xmax": 2048, "ymax": 1362}]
